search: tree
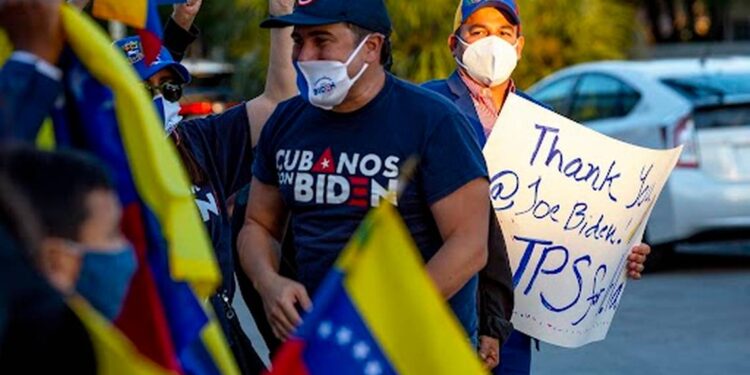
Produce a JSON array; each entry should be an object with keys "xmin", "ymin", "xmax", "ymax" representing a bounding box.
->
[
  {"xmin": 514, "ymin": 0, "xmax": 639, "ymax": 88},
  {"xmin": 192, "ymin": 0, "xmax": 639, "ymax": 96}
]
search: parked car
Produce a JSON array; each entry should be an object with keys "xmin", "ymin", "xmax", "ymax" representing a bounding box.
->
[
  {"xmin": 179, "ymin": 59, "xmax": 240, "ymax": 118},
  {"xmin": 527, "ymin": 57, "xmax": 750, "ymax": 266}
]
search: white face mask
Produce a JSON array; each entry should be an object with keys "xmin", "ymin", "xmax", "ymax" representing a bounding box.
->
[
  {"xmin": 153, "ymin": 94, "xmax": 183, "ymax": 135},
  {"xmin": 456, "ymin": 35, "xmax": 519, "ymax": 88},
  {"xmin": 296, "ymin": 35, "xmax": 371, "ymax": 110}
]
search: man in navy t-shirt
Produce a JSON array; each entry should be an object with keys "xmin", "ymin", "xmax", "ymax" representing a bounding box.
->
[{"xmin": 238, "ymin": 0, "xmax": 490, "ymax": 344}]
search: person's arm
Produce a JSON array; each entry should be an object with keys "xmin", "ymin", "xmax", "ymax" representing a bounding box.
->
[
  {"xmin": 0, "ymin": 0, "xmax": 65, "ymax": 141},
  {"xmin": 164, "ymin": 0, "xmax": 202, "ymax": 62},
  {"xmin": 237, "ymin": 178, "xmax": 311, "ymax": 341},
  {"xmin": 246, "ymin": 0, "xmax": 297, "ymax": 146},
  {"xmin": 427, "ymin": 178, "xmax": 489, "ymax": 299},
  {"xmin": 478, "ymin": 210, "xmax": 514, "ymax": 370}
]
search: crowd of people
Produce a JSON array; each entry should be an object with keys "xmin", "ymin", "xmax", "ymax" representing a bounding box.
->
[{"xmin": 0, "ymin": 0, "xmax": 651, "ymax": 374}]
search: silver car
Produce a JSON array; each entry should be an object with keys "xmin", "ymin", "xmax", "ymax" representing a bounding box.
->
[{"xmin": 527, "ymin": 57, "xmax": 750, "ymax": 265}]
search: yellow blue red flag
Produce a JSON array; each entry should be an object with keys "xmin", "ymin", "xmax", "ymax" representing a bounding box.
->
[
  {"xmin": 92, "ymin": 0, "xmax": 184, "ymax": 63},
  {"xmin": 67, "ymin": 296, "xmax": 173, "ymax": 375},
  {"xmin": 44, "ymin": 5, "xmax": 237, "ymax": 374},
  {"xmin": 270, "ymin": 203, "xmax": 487, "ymax": 375}
]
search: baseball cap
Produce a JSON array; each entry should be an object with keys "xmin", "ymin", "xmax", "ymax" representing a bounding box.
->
[
  {"xmin": 114, "ymin": 36, "xmax": 191, "ymax": 84},
  {"xmin": 453, "ymin": 0, "xmax": 521, "ymax": 31},
  {"xmin": 260, "ymin": 0, "xmax": 392, "ymax": 36}
]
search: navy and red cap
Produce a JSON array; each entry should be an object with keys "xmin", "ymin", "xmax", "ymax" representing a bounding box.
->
[
  {"xmin": 453, "ymin": 0, "xmax": 521, "ymax": 31},
  {"xmin": 260, "ymin": 0, "xmax": 392, "ymax": 36},
  {"xmin": 114, "ymin": 36, "xmax": 191, "ymax": 84}
]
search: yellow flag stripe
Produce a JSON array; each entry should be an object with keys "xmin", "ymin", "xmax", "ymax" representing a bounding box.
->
[
  {"xmin": 59, "ymin": 5, "xmax": 219, "ymax": 297},
  {"xmin": 92, "ymin": 0, "xmax": 148, "ymax": 29},
  {"xmin": 68, "ymin": 296, "xmax": 174, "ymax": 375},
  {"xmin": 342, "ymin": 204, "xmax": 487, "ymax": 375},
  {"xmin": 35, "ymin": 120, "xmax": 56, "ymax": 150},
  {"xmin": 200, "ymin": 315, "xmax": 241, "ymax": 375},
  {"xmin": 0, "ymin": 29, "xmax": 10, "ymax": 64}
]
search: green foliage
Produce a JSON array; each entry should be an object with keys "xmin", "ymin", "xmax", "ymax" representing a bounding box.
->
[
  {"xmin": 193, "ymin": 0, "xmax": 638, "ymax": 96},
  {"xmin": 193, "ymin": 0, "xmax": 270, "ymax": 96},
  {"xmin": 514, "ymin": 0, "xmax": 639, "ymax": 88},
  {"xmin": 385, "ymin": 0, "xmax": 458, "ymax": 84}
]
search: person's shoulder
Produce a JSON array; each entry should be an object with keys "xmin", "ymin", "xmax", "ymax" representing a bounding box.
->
[
  {"xmin": 182, "ymin": 100, "xmax": 248, "ymax": 129},
  {"xmin": 265, "ymin": 95, "xmax": 307, "ymax": 126},
  {"xmin": 515, "ymin": 89, "xmax": 551, "ymax": 110},
  {"xmin": 421, "ymin": 77, "xmax": 448, "ymax": 90},
  {"xmin": 390, "ymin": 76, "xmax": 462, "ymax": 117},
  {"xmin": 213, "ymin": 100, "xmax": 250, "ymax": 123},
  {"xmin": 276, "ymin": 95, "xmax": 307, "ymax": 111},
  {"xmin": 256, "ymin": 95, "xmax": 308, "ymax": 142}
]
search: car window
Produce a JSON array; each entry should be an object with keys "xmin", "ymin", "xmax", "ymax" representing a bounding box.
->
[
  {"xmin": 570, "ymin": 74, "xmax": 641, "ymax": 122},
  {"xmin": 662, "ymin": 73, "xmax": 750, "ymax": 103},
  {"xmin": 531, "ymin": 76, "xmax": 578, "ymax": 116}
]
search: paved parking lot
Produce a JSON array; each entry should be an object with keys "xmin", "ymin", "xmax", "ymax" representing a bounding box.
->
[
  {"xmin": 533, "ymin": 244, "xmax": 750, "ymax": 374},
  {"xmin": 234, "ymin": 243, "xmax": 750, "ymax": 374}
]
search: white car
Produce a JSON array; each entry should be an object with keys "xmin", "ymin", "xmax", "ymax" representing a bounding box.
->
[{"xmin": 527, "ymin": 57, "xmax": 750, "ymax": 266}]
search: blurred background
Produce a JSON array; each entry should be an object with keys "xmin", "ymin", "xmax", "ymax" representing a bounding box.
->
[
  {"xmin": 171, "ymin": 0, "xmax": 749, "ymax": 94},
  {"xmin": 144, "ymin": 1, "xmax": 748, "ymax": 373},
  {"xmin": 2, "ymin": 1, "xmax": 744, "ymax": 373}
]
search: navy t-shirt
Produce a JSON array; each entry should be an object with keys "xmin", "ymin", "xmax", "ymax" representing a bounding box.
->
[
  {"xmin": 179, "ymin": 103, "xmax": 254, "ymax": 298},
  {"xmin": 253, "ymin": 74, "xmax": 488, "ymax": 336}
]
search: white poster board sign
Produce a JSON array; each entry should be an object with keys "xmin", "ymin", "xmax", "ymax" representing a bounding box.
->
[{"xmin": 484, "ymin": 94, "xmax": 682, "ymax": 348}]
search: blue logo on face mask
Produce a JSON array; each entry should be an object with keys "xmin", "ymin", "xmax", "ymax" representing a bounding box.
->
[{"xmin": 313, "ymin": 77, "xmax": 336, "ymax": 96}]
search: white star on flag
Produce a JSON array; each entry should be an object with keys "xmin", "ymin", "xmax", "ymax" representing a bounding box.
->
[
  {"xmin": 352, "ymin": 341, "xmax": 370, "ymax": 360},
  {"xmin": 336, "ymin": 326, "xmax": 353, "ymax": 346},
  {"xmin": 321, "ymin": 158, "xmax": 331, "ymax": 169},
  {"xmin": 364, "ymin": 360, "xmax": 382, "ymax": 375},
  {"xmin": 318, "ymin": 321, "xmax": 333, "ymax": 339}
]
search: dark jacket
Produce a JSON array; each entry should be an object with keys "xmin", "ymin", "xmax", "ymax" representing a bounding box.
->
[
  {"xmin": 0, "ymin": 226, "xmax": 96, "ymax": 374},
  {"xmin": 0, "ymin": 58, "xmax": 62, "ymax": 140},
  {"xmin": 422, "ymin": 71, "xmax": 520, "ymax": 343}
]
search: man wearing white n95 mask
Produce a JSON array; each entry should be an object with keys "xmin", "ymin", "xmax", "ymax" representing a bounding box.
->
[{"xmin": 423, "ymin": 0, "xmax": 652, "ymax": 373}]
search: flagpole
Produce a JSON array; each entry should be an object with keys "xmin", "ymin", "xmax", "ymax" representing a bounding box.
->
[{"xmin": 395, "ymin": 156, "xmax": 419, "ymax": 201}]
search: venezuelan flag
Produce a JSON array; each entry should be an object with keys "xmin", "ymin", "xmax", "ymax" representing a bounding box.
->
[
  {"xmin": 91, "ymin": 0, "xmax": 182, "ymax": 63},
  {"xmin": 270, "ymin": 204, "xmax": 487, "ymax": 375},
  {"xmin": 42, "ymin": 5, "xmax": 237, "ymax": 374},
  {"xmin": 68, "ymin": 296, "xmax": 173, "ymax": 375}
]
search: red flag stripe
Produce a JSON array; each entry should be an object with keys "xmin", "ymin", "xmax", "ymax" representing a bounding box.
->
[
  {"xmin": 266, "ymin": 340, "xmax": 310, "ymax": 375},
  {"xmin": 116, "ymin": 204, "xmax": 182, "ymax": 373}
]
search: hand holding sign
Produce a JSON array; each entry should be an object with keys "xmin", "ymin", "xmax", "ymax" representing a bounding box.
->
[
  {"xmin": 484, "ymin": 94, "xmax": 681, "ymax": 348},
  {"xmin": 627, "ymin": 243, "xmax": 650, "ymax": 279}
]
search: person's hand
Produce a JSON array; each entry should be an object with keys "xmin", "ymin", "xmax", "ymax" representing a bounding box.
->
[
  {"xmin": 269, "ymin": 0, "xmax": 295, "ymax": 17},
  {"xmin": 258, "ymin": 274, "xmax": 312, "ymax": 341},
  {"xmin": 626, "ymin": 243, "xmax": 651, "ymax": 279},
  {"xmin": 478, "ymin": 335, "xmax": 500, "ymax": 370},
  {"xmin": 0, "ymin": 0, "xmax": 65, "ymax": 64},
  {"xmin": 172, "ymin": 0, "xmax": 202, "ymax": 31}
]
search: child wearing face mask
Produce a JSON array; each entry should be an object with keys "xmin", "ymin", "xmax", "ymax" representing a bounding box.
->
[
  {"xmin": 0, "ymin": 172, "xmax": 97, "ymax": 375},
  {"xmin": 0, "ymin": 147, "xmax": 137, "ymax": 322}
]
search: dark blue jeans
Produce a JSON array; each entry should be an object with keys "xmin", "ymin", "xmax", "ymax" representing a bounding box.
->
[{"xmin": 494, "ymin": 330, "xmax": 531, "ymax": 375}]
